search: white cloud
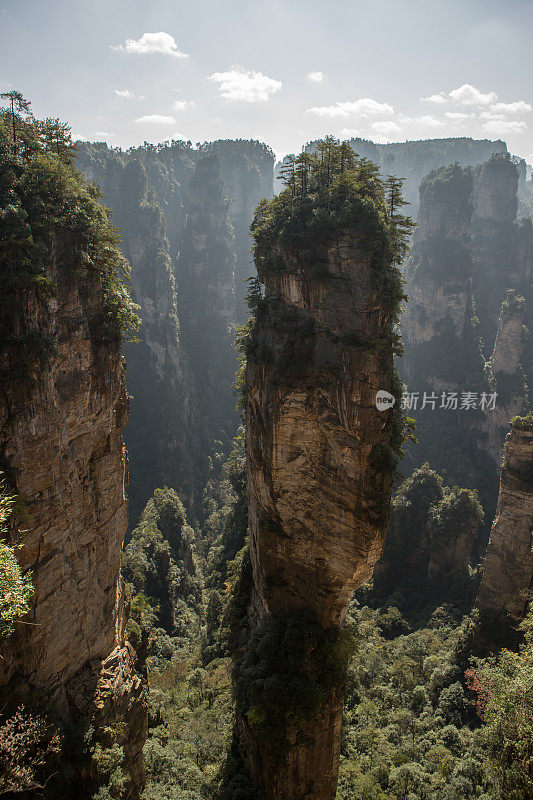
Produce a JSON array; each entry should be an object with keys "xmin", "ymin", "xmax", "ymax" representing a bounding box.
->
[
  {"xmin": 416, "ymin": 115, "xmax": 444, "ymax": 127},
  {"xmin": 489, "ymin": 100, "xmax": 532, "ymax": 114},
  {"xmin": 172, "ymin": 99, "xmax": 194, "ymax": 111},
  {"xmin": 371, "ymin": 120, "xmax": 402, "ymax": 135},
  {"xmin": 400, "ymin": 114, "xmax": 444, "ymax": 128},
  {"xmin": 307, "ymin": 71, "xmax": 326, "ymax": 83},
  {"xmin": 445, "ymin": 111, "xmax": 473, "ymax": 120},
  {"xmin": 339, "ymin": 128, "xmax": 362, "ymax": 138},
  {"xmin": 72, "ymin": 134, "xmax": 89, "ymax": 142},
  {"xmin": 172, "ymin": 133, "xmax": 189, "ymax": 140},
  {"xmin": 94, "ymin": 131, "xmax": 118, "ymax": 139},
  {"xmin": 208, "ymin": 66, "xmax": 282, "ymax": 102},
  {"xmin": 112, "ymin": 32, "xmax": 189, "ymax": 58},
  {"xmin": 307, "ymin": 98, "xmax": 394, "ymax": 118},
  {"xmin": 114, "ymin": 89, "xmax": 136, "ymax": 99},
  {"xmin": 479, "ymin": 111, "xmax": 505, "ymax": 120},
  {"xmin": 421, "ymin": 93, "xmax": 447, "ymax": 104},
  {"xmin": 482, "ymin": 119, "xmax": 527, "ymax": 135},
  {"xmin": 135, "ymin": 114, "xmax": 176, "ymax": 125},
  {"xmin": 448, "ymin": 84, "xmax": 498, "ymax": 106}
]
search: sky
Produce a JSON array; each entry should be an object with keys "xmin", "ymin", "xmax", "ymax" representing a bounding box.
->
[{"xmin": 1, "ymin": 0, "xmax": 532, "ymax": 163}]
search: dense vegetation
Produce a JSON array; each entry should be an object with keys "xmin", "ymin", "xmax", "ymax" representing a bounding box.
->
[
  {"xmin": 0, "ymin": 93, "xmax": 139, "ymax": 346},
  {"xmin": 252, "ymin": 136, "xmax": 413, "ymax": 314}
]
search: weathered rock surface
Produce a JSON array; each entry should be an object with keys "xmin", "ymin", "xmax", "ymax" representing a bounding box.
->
[
  {"xmin": 241, "ymin": 227, "xmax": 399, "ymax": 798},
  {"xmin": 0, "ymin": 235, "xmax": 147, "ymax": 796},
  {"xmin": 476, "ymin": 420, "xmax": 533, "ymax": 639},
  {"xmin": 485, "ymin": 291, "xmax": 527, "ymax": 463},
  {"xmin": 76, "ymin": 145, "xmax": 197, "ymax": 519},
  {"xmin": 76, "ymin": 139, "xmax": 275, "ymax": 520}
]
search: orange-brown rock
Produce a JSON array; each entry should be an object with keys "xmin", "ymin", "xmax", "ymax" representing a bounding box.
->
[
  {"xmin": 240, "ymin": 221, "xmax": 399, "ymax": 799},
  {"xmin": 476, "ymin": 418, "xmax": 533, "ymax": 643},
  {"xmin": 0, "ymin": 234, "xmax": 147, "ymax": 796}
]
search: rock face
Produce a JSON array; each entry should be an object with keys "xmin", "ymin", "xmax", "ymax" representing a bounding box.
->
[
  {"xmin": 401, "ymin": 164, "xmax": 497, "ymax": 516},
  {"xmin": 239, "ymin": 163, "xmax": 402, "ymax": 798},
  {"xmin": 207, "ymin": 140, "xmax": 274, "ymax": 320},
  {"xmin": 176, "ymin": 154, "xmax": 238, "ymax": 452},
  {"xmin": 476, "ymin": 418, "xmax": 533, "ymax": 643},
  {"xmin": 76, "ymin": 139, "xmax": 275, "ymax": 521},
  {"xmin": 400, "ymin": 156, "xmax": 531, "ymax": 523},
  {"xmin": 76, "ymin": 144, "xmax": 197, "ymax": 520},
  {"xmin": 485, "ymin": 290, "xmax": 527, "ymax": 463},
  {"xmin": 373, "ymin": 465, "xmax": 483, "ymax": 598},
  {"xmin": 0, "ymin": 234, "xmax": 147, "ymax": 795},
  {"xmin": 246, "ymin": 238, "xmax": 397, "ymax": 626}
]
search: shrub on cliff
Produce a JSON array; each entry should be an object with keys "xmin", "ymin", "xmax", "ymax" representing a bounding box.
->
[{"xmin": 0, "ymin": 475, "xmax": 33, "ymax": 642}]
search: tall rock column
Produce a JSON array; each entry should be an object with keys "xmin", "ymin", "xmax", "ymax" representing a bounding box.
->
[
  {"xmin": 0, "ymin": 134, "xmax": 146, "ymax": 796},
  {"xmin": 485, "ymin": 290, "xmax": 527, "ymax": 463},
  {"xmin": 401, "ymin": 164, "xmax": 497, "ymax": 516},
  {"xmin": 237, "ymin": 146, "xmax": 406, "ymax": 800},
  {"xmin": 475, "ymin": 415, "xmax": 533, "ymax": 647},
  {"xmin": 176, "ymin": 154, "xmax": 239, "ymax": 464},
  {"xmin": 76, "ymin": 145, "xmax": 197, "ymax": 520}
]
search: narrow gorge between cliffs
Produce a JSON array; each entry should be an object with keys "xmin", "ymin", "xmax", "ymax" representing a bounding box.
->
[{"xmin": 0, "ymin": 90, "xmax": 532, "ymax": 800}]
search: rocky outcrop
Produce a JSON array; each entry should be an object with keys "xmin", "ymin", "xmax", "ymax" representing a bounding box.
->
[
  {"xmin": 475, "ymin": 417, "xmax": 533, "ymax": 646},
  {"xmin": 427, "ymin": 487, "xmax": 484, "ymax": 582},
  {"xmin": 373, "ymin": 465, "xmax": 483, "ymax": 599},
  {"xmin": 0, "ymin": 231, "xmax": 146, "ymax": 795},
  {"xmin": 485, "ymin": 290, "xmax": 527, "ymax": 463},
  {"xmin": 400, "ymin": 164, "xmax": 498, "ymax": 517},
  {"xmin": 238, "ymin": 151, "xmax": 403, "ymax": 799}
]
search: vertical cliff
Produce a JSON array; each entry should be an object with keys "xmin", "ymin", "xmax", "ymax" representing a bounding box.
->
[
  {"xmin": 0, "ymin": 122, "xmax": 146, "ymax": 795},
  {"xmin": 485, "ymin": 290, "xmax": 527, "ymax": 462},
  {"xmin": 470, "ymin": 154, "xmax": 522, "ymax": 354},
  {"xmin": 76, "ymin": 140, "xmax": 274, "ymax": 521},
  {"xmin": 475, "ymin": 415, "xmax": 533, "ymax": 647},
  {"xmin": 205, "ymin": 141, "xmax": 275, "ymax": 320},
  {"xmin": 176, "ymin": 154, "xmax": 239, "ymax": 468},
  {"xmin": 235, "ymin": 142, "xmax": 407, "ymax": 800},
  {"xmin": 401, "ymin": 156, "xmax": 532, "ymax": 523},
  {"xmin": 401, "ymin": 165, "xmax": 497, "ymax": 513},
  {"xmin": 76, "ymin": 143, "xmax": 198, "ymax": 520}
]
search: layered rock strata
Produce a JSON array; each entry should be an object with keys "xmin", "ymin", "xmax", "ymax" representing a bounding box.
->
[
  {"xmin": 240, "ymin": 209, "xmax": 401, "ymax": 798},
  {"xmin": 0, "ymin": 235, "xmax": 147, "ymax": 796},
  {"xmin": 475, "ymin": 418, "xmax": 533, "ymax": 645}
]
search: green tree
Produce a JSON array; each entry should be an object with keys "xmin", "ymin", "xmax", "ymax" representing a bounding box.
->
[
  {"xmin": 0, "ymin": 476, "xmax": 33, "ymax": 641},
  {"xmin": 385, "ymin": 175, "xmax": 416, "ymax": 263},
  {"xmin": 0, "ymin": 90, "xmax": 32, "ymax": 157}
]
